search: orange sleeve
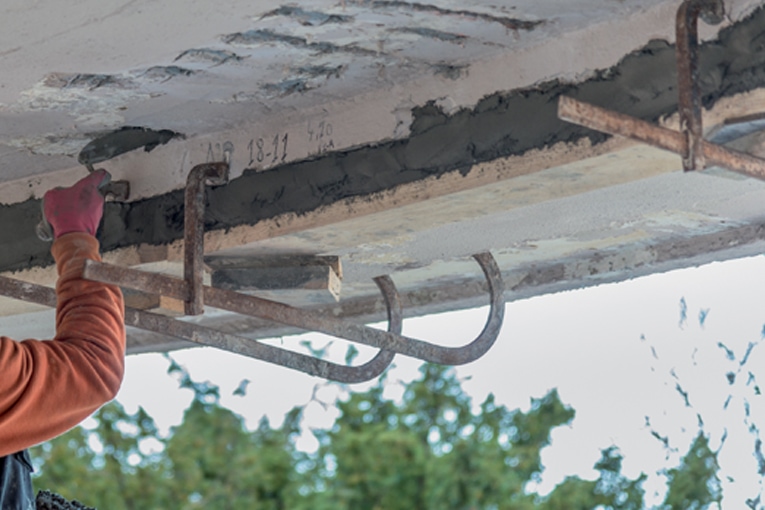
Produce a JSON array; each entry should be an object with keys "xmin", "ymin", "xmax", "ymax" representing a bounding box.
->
[{"xmin": 0, "ymin": 233, "xmax": 125, "ymax": 456}]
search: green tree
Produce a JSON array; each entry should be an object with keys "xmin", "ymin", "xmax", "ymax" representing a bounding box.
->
[
  {"xmin": 164, "ymin": 394, "xmax": 302, "ymax": 509},
  {"xmin": 661, "ymin": 433, "xmax": 721, "ymax": 510},
  {"xmin": 32, "ymin": 401, "xmax": 172, "ymax": 509},
  {"xmin": 311, "ymin": 363, "xmax": 645, "ymax": 510},
  {"xmin": 31, "ymin": 359, "xmax": 725, "ymax": 509},
  {"xmin": 541, "ymin": 447, "xmax": 645, "ymax": 510}
]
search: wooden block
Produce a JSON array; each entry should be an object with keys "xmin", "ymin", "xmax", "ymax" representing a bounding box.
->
[
  {"xmin": 122, "ymin": 289, "xmax": 185, "ymax": 317},
  {"xmin": 206, "ymin": 255, "xmax": 341, "ymax": 277},
  {"xmin": 207, "ymin": 255, "xmax": 342, "ymax": 304}
]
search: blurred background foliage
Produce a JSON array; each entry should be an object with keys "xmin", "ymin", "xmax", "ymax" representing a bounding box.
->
[{"xmin": 30, "ymin": 359, "xmax": 721, "ymax": 509}]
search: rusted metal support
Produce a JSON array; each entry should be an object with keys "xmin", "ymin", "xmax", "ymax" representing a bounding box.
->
[
  {"xmin": 0, "ymin": 273, "xmax": 400, "ymax": 383},
  {"xmin": 124, "ymin": 273, "xmax": 401, "ymax": 382},
  {"xmin": 12, "ymin": 140, "xmax": 501, "ymax": 381},
  {"xmin": 184, "ymin": 162, "xmax": 229, "ymax": 315},
  {"xmin": 81, "ymin": 251, "xmax": 505, "ymax": 365},
  {"xmin": 17, "ymin": 153, "xmax": 504, "ymax": 379},
  {"xmin": 125, "ymin": 308, "xmax": 394, "ymax": 383},
  {"xmin": 556, "ymin": 1, "xmax": 765, "ymax": 181},
  {"xmin": 676, "ymin": 0, "xmax": 725, "ymax": 171},
  {"xmin": 558, "ymin": 96, "xmax": 765, "ymax": 181},
  {"xmin": 0, "ymin": 276, "xmax": 57, "ymax": 307}
]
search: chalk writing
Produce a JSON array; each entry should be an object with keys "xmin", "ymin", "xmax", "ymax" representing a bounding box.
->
[
  {"xmin": 247, "ymin": 133, "xmax": 289, "ymax": 167},
  {"xmin": 307, "ymin": 119, "xmax": 335, "ymax": 155},
  {"xmin": 206, "ymin": 141, "xmax": 233, "ymax": 163}
]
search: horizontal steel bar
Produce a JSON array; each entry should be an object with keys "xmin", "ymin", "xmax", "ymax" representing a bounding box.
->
[
  {"xmin": 124, "ymin": 308, "xmax": 394, "ymax": 383},
  {"xmin": 558, "ymin": 96, "xmax": 765, "ymax": 181},
  {"xmin": 0, "ymin": 274, "xmax": 392, "ymax": 383},
  {"xmin": 0, "ymin": 276, "xmax": 56, "ymax": 307},
  {"xmin": 81, "ymin": 252, "xmax": 505, "ymax": 365}
]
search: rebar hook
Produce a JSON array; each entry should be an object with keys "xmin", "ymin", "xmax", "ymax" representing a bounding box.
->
[
  {"xmin": 0, "ymin": 157, "xmax": 506, "ymax": 381},
  {"xmin": 0, "ymin": 263, "xmax": 402, "ymax": 384},
  {"xmin": 68, "ymin": 157, "xmax": 507, "ymax": 379},
  {"xmin": 81, "ymin": 250, "xmax": 505, "ymax": 366},
  {"xmin": 120, "ymin": 272, "xmax": 401, "ymax": 383}
]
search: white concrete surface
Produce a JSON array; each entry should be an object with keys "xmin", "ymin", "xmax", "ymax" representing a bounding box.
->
[{"xmin": 2, "ymin": 0, "xmax": 765, "ymax": 354}]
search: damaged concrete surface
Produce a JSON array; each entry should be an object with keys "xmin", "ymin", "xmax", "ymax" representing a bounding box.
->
[{"xmin": 2, "ymin": 0, "xmax": 765, "ymax": 355}]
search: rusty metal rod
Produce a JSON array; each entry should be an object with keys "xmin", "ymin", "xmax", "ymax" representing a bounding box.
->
[
  {"xmin": 368, "ymin": 274, "xmax": 400, "ymax": 373},
  {"xmin": 0, "ymin": 276, "xmax": 56, "ymax": 307},
  {"xmin": 184, "ymin": 162, "xmax": 229, "ymax": 316},
  {"xmin": 81, "ymin": 251, "xmax": 505, "ymax": 365},
  {"xmin": 558, "ymin": 96, "xmax": 765, "ymax": 181},
  {"xmin": 0, "ymin": 273, "xmax": 397, "ymax": 383},
  {"xmin": 124, "ymin": 308, "xmax": 397, "ymax": 383},
  {"xmin": 676, "ymin": 0, "xmax": 725, "ymax": 171},
  {"xmin": 677, "ymin": 1, "xmax": 710, "ymax": 170},
  {"xmin": 676, "ymin": 0, "xmax": 700, "ymax": 171}
]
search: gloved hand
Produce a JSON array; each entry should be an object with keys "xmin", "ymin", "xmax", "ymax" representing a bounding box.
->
[{"xmin": 40, "ymin": 170, "xmax": 110, "ymax": 240}]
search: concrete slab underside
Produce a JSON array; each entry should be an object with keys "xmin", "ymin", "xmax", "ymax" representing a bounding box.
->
[{"xmin": 2, "ymin": 0, "xmax": 765, "ymax": 356}]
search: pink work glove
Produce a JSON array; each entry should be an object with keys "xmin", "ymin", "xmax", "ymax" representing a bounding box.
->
[{"xmin": 41, "ymin": 170, "xmax": 110, "ymax": 239}]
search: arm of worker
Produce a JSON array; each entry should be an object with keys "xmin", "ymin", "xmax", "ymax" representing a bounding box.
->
[{"xmin": 0, "ymin": 171, "xmax": 125, "ymax": 457}]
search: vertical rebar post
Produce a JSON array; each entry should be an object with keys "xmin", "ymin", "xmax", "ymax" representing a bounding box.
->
[
  {"xmin": 676, "ymin": 0, "xmax": 725, "ymax": 171},
  {"xmin": 184, "ymin": 162, "xmax": 229, "ymax": 315}
]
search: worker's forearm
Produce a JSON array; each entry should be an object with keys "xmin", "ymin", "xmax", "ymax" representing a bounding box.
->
[{"xmin": 0, "ymin": 233, "xmax": 125, "ymax": 456}]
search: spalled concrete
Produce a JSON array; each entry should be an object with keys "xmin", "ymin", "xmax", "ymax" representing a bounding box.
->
[
  {"xmin": 3, "ymin": 0, "xmax": 765, "ymax": 355},
  {"xmin": 3, "ymin": 6, "xmax": 765, "ymax": 273}
]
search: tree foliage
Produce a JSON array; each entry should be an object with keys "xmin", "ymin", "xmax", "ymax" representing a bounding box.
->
[{"xmin": 30, "ymin": 361, "xmax": 720, "ymax": 509}]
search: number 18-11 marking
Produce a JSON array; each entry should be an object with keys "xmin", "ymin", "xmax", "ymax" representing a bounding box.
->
[{"xmin": 248, "ymin": 133, "xmax": 289, "ymax": 166}]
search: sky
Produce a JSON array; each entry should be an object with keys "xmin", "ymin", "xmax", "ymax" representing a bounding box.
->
[{"xmin": 114, "ymin": 254, "xmax": 765, "ymax": 508}]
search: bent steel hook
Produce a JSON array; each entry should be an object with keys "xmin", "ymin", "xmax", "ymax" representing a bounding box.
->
[
  {"xmin": 74, "ymin": 159, "xmax": 506, "ymax": 379},
  {"xmin": 5, "ymin": 159, "xmax": 506, "ymax": 382}
]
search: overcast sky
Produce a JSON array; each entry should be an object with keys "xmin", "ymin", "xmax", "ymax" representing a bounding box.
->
[{"xmin": 115, "ymin": 254, "xmax": 765, "ymax": 508}]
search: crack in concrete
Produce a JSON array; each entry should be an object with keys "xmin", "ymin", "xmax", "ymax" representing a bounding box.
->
[
  {"xmin": 261, "ymin": 64, "xmax": 347, "ymax": 97},
  {"xmin": 260, "ymin": 5, "xmax": 354, "ymax": 26},
  {"xmin": 43, "ymin": 73, "xmax": 133, "ymax": 91},
  {"xmin": 367, "ymin": 0, "xmax": 543, "ymax": 30},
  {"xmin": 21, "ymin": 0, "xmax": 142, "ymax": 51},
  {"xmin": 0, "ymin": 47, "xmax": 21, "ymax": 58},
  {"xmin": 294, "ymin": 64, "xmax": 347, "ymax": 79},
  {"xmin": 222, "ymin": 29, "xmax": 380, "ymax": 57},
  {"xmin": 174, "ymin": 48, "xmax": 244, "ymax": 65},
  {"xmin": 262, "ymin": 78, "xmax": 312, "ymax": 97},
  {"xmin": 140, "ymin": 66, "xmax": 196, "ymax": 82},
  {"xmin": 390, "ymin": 26, "xmax": 467, "ymax": 42},
  {"xmin": 3, "ymin": 7, "xmax": 765, "ymax": 273}
]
